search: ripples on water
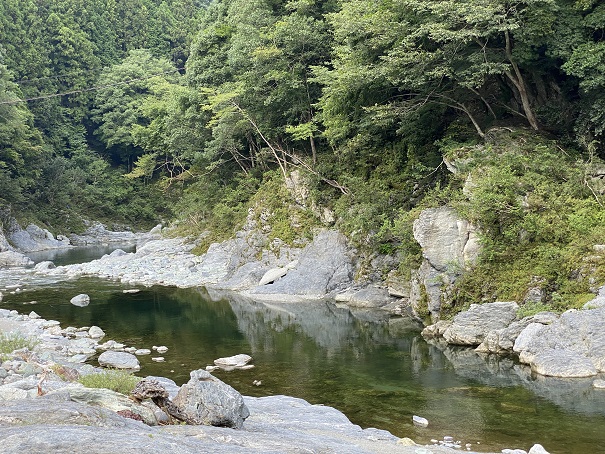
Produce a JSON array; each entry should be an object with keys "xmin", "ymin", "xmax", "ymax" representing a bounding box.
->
[{"xmin": 1, "ymin": 246, "xmax": 605, "ymax": 453}]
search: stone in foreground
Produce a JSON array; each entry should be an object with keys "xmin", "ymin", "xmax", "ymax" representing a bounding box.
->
[
  {"xmin": 173, "ymin": 369, "xmax": 250, "ymax": 429},
  {"xmin": 98, "ymin": 351, "xmax": 140, "ymax": 371}
]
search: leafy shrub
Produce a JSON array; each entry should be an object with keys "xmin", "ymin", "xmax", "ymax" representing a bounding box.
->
[{"xmin": 78, "ymin": 369, "xmax": 140, "ymax": 395}]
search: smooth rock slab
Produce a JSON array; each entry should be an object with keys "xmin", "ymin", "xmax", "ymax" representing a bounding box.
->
[
  {"xmin": 98, "ymin": 351, "xmax": 140, "ymax": 371},
  {"xmin": 531, "ymin": 349, "xmax": 598, "ymax": 378},
  {"xmin": 70, "ymin": 294, "xmax": 90, "ymax": 307},
  {"xmin": 214, "ymin": 354, "xmax": 252, "ymax": 368}
]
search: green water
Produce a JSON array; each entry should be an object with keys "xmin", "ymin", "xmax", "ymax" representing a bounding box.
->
[{"xmin": 2, "ymin": 273, "xmax": 605, "ymax": 453}]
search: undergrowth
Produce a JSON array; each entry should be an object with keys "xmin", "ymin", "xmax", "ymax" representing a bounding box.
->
[
  {"xmin": 78, "ymin": 369, "xmax": 140, "ymax": 395},
  {"xmin": 0, "ymin": 333, "xmax": 37, "ymax": 360}
]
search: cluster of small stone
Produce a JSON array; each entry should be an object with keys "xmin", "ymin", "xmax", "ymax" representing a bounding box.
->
[{"xmin": 0, "ymin": 307, "xmax": 167, "ymax": 378}]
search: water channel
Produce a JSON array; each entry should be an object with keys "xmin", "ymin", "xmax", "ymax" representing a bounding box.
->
[{"xmin": 1, "ymin": 245, "xmax": 605, "ymax": 453}]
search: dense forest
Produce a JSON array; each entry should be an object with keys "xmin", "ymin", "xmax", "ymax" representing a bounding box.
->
[{"xmin": 2, "ymin": 0, "xmax": 605, "ymax": 310}]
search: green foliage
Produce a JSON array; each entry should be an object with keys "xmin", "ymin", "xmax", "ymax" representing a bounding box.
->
[
  {"xmin": 0, "ymin": 333, "xmax": 37, "ymax": 360},
  {"xmin": 432, "ymin": 130, "xmax": 605, "ymax": 309},
  {"xmin": 78, "ymin": 369, "xmax": 140, "ymax": 395},
  {"xmin": 175, "ymin": 169, "xmax": 261, "ymax": 253},
  {"xmin": 249, "ymin": 170, "xmax": 319, "ymax": 245}
]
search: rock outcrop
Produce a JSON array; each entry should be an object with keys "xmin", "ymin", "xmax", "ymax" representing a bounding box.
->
[
  {"xmin": 7, "ymin": 222, "xmax": 71, "ymax": 252},
  {"xmin": 411, "ymin": 207, "xmax": 480, "ymax": 319},
  {"xmin": 249, "ymin": 230, "xmax": 353, "ymax": 298},
  {"xmin": 423, "ymin": 295, "xmax": 605, "ymax": 379},
  {"xmin": 0, "ymin": 250, "xmax": 34, "ymax": 267},
  {"xmin": 513, "ymin": 307, "xmax": 605, "ymax": 378}
]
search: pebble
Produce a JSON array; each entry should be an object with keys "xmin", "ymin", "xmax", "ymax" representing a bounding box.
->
[
  {"xmin": 151, "ymin": 357, "xmax": 165, "ymax": 362},
  {"xmin": 134, "ymin": 349, "xmax": 151, "ymax": 355},
  {"xmin": 153, "ymin": 346, "xmax": 168, "ymax": 354}
]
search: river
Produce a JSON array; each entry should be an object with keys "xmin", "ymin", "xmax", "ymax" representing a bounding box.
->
[{"xmin": 1, "ymin": 245, "xmax": 604, "ymax": 453}]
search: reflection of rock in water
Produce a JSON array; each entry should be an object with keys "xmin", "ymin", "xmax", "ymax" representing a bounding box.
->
[
  {"xmin": 205, "ymin": 288, "xmax": 421, "ymax": 355},
  {"xmin": 430, "ymin": 340, "xmax": 605, "ymax": 417}
]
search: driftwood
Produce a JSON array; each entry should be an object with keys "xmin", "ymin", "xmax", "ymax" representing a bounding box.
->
[{"xmin": 130, "ymin": 379, "xmax": 195, "ymax": 424}]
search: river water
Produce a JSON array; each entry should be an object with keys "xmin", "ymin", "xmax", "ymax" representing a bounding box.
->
[{"xmin": 1, "ymin": 246, "xmax": 604, "ymax": 453}]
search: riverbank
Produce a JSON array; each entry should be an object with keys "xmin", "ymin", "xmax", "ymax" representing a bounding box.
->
[{"xmin": 0, "ymin": 307, "xmax": 531, "ymax": 454}]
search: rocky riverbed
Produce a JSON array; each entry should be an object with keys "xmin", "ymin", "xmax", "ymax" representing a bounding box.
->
[
  {"xmin": 0, "ymin": 307, "xmax": 556, "ymax": 454},
  {"xmin": 0, "ymin": 219, "xmax": 584, "ymax": 453}
]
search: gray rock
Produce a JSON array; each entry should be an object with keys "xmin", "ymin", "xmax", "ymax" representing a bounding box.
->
[
  {"xmin": 513, "ymin": 323, "xmax": 545, "ymax": 354},
  {"xmin": 0, "ymin": 251, "xmax": 34, "ymax": 267},
  {"xmin": 514, "ymin": 307, "xmax": 605, "ymax": 377},
  {"xmin": 593, "ymin": 379, "xmax": 605, "ymax": 389},
  {"xmin": 34, "ymin": 260, "xmax": 56, "ymax": 271},
  {"xmin": 411, "ymin": 207, "xmax": 481, "ymax": 319},
  {"xmin": 7, "ymin": 223, "xmax": 70, "ymax": 252},
  {"xmin": 476, "ymin": 318, "xmax": 535, "ymax": 353},
  {"xmin": 442, "ymin": 302, "xmax": 519, "ymax": 346},
  {"xmin": 258, "ymin": 267, "xmax": 288, "ymax": 286},
  {"xmin": 88, "ymin": 326, "xmax": 105, "ymax": 339},
  {"xmin": 413, "ymin": 207, "xmax": 480, "ymax": 273},
  {"xmin": 528, "ymin": 444, "xmax": 551, "ymax": 454},
  {"xmin": 144, "ymin": 376, "xmax": 180, "ymax": 400},
  {"xmin": 421, "ymin": 320, "xmax": 453, "ymax": 338},
  {"xmin": 0, "ymin": 393, "xmax": 434, "ymax": 454},
  {"xmin": 46, "ymin": 385, "xmax": 157, "ymax": 425},
  {"xmin": 70, "ymin": 294, "xmax": 90, "ymax": 307},
  {"xmin": 531, "ymin": 350, "xmax": 597, "ymax": 378},
  {"xmin": 98, "ymin": 351, "xmax": 140, "ymax": 371},
  {"xmin": 337, "ymin": 287, "xmax": 394, "ymax": 308},
  {"xmin": 251, "ymin": 230, "xmax": 353, "ymax": 297},
  {"xmin": 214, "ymin": 354, "xmax": 252, "ymax": 370},
  {"xmin": 173, "ymin": 369, "xmax": 250, "ymax": 428}
]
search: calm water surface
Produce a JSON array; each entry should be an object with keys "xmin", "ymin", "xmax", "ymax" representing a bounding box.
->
[{"xmin": 1, "ymin": 247, "xmax": 604, "ymax": 453}]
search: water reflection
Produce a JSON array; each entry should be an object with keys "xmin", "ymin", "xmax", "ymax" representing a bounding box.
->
[
  {"xmin": 0, "ymin": 275, "xmax": 604, "ymax": 452},
  {"xmin": 25, "ymin": 243, "xmax": 137, "ymax": 266}
]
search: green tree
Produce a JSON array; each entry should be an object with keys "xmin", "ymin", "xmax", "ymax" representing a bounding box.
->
[
  {"xmin": 0, "ymin": 64, "xmax": 45, "ymax": 205},
  {"xmin": 92, "ymin": 49, "xmax": 181, "ymax": 167}
]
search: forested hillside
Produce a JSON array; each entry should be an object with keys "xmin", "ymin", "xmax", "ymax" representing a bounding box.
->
[{"xmin": 2, "ymin": 0, "xmax": 605, "ymax": 309}]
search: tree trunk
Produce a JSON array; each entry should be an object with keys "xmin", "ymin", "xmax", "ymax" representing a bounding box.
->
[
  {"xmin": 504, "ymin": 30, "xmax": 539, "ymax": 131},
  {"xmin": 309, "ymin": 135, "xmax": 317, "ymax": 164}
]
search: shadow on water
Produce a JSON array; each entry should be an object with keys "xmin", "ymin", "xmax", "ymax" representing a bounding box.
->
[{"xmin": 1, "ymin": 275, "xmax": 605, "ymax": 452}]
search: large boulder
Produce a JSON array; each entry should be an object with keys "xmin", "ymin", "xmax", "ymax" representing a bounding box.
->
[
  {"xmin": 8, "ymin": 223, "xmax": 70, "ymax": 252},
  {"xmin": 98, "ymin": 351, "xmax": 140, "ymax": 371},
  {"xmin": 172, "ymin": 369, "xmax": 249, "ymax": 429},
  {"xmin": 250, "ymin": 230, "xmax": 353, "ymax": 297},
  {"xmin": 475, "ymin": 312, "xmax": 558, "ymax": 354},
  {"xmin": 442, "ymin": 302, "xmax": 519, "ymax": 346},
  {"xmin": 513, "ymin": 307, "xmax": 605, "ymax": 377}
]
